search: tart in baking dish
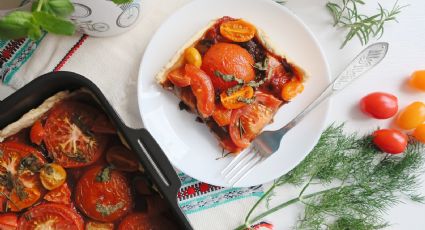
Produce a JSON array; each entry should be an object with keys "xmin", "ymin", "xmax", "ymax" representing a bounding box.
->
[{"xmin": 156, "ymin": 16, "xmax": 307, "ymax": 153}]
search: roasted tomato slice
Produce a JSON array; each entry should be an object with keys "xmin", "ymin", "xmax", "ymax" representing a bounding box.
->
[
  {"xmin": 75, "ymin": 166, "xmax": 132, "ymax": 222},
  {"xmin": 229, "ymin": 92, "xmax": 282, "ymax": 148},
  {"xmin": 40, "ymin": 163, "xmax": 67, "ymax": 190},
  {"xmin": 219, "ymin": 19, "xmax": 256, "ymax": 42},
  {"xmin": 106, "ymin": 145, "xmax": 139, "ymax": 172},
  {"xmin": 118, "ymin": 213, "xmax": 174, "ymax": 230},
  {"xmin": 0, "ymin": 142, "xmax": 46, "ymax": 212},
  {"xmin": 85, "ymin": 221, "xmax": 114, "ymax": 230},
  {"xmin": 167, "ymin": 67, "xmax": 191, "ymax": 87},
  {"xmin": 0, "ymin": 213, "xmax": 18, "ymax": 230},
  {"xmin": 30, "ymin": 120, "xmax": 45, "ymax": 145},
  {"xmin": 43, "ymin": 101, "xmax": 109, "ymax": 168},
  {"xmin": 212, "ymin": 105, "xmax": 232, "ymax": 127},
  {"xmin": 44, "ymin": 182, "xmax": 71, "ymax": 205},
  {"xmin": 17, "ymin": 203, "xmax": 84, "ymax": 230},
  {"xmin": 185, "ymin": 64, "xmax": 216, "ymax": 118},
  {"xmin": 220, "ymin": 86, "xmax": 254, "ymax": 109}
]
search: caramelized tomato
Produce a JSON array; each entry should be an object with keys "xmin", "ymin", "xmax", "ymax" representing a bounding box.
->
[
  {"xmin": 201, "ymin": 43, "xmax": 255, "ymax": 90},
  {"xmin": 185, "ymin": 64, "xmax": 216, "ymax": 117},
  {"xmin": 167, "ymin": 67, "xmax": 191, "ymax": 87},
  {"xmin": 212, "ymin": 105, "xmax": 232, "ymax": 127},
  {"xmin": 75, "ymin": 166, "xmax": 132, "ymax": 222},
  {"xmin": 40, "ymin": 163, "xmax": 67, "ymax": 190},
  {"xmin": 0, "ymin": 142, "xmax": 46, "ymax": 212},
  {"xmin": 281, "ymin": 79, "xmax": 304, "ymax": 101},
  {"xmin": 17, "ymin": 203, "xmax": 84, "ymax": 230},
  {"xmin": 29, "ymin": 120, "xmax": 44, "ymax": 145},
  {"xmin": 220, "ymin": 19, "xmax": 256, "ymax": 42},
  {"xmin": 44, "ymin": 182, "xmax": 71, "ymax": 205},
  {"xmin": 220, "ymin": 86, "xmax": 254, "ymax": 109},
  {"xmin": 0, "ymin": 213, "xmax": 17, "ymax": 230},
  {"xmin": 85, "ymin": 221, "xmax": 114, "ymax": 230},
  {"xmin": 43, "ymin": 101, "xmax": 109, "ymax": 168}
]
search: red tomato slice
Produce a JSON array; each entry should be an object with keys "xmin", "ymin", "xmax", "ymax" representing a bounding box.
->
[
  {"xmin": 118, "ymin": 213, "xmax": 174, "ymax": 230},
  {"xmin": 106, "ymin": 145, "xmax": 139, "ymax": 172},
  {"xmin": 85, "ymin": 221, "xmax": 114, "ymax": 230},
  {"xmin": 0, "ymin": 142, "xmax": 46, "ymax": 212},
  {"xmin": 185, "ymin": 64, "xmax": 216, "ymax": 118},
  {"xmin": 212, "ymin": 105, "xmax": 232, "ymax": 127},
  {"xmin": 75, "ymin": 166, "xmax": 132, "ymax": 222},
  {"xmin": 0, "ymin": 213, "xmax": 18, "ymax": 230},
  {"xmin": 229, "ymin": 92, "xmax": 282, "ymax": 148},
  {"xmin": 43, "ymin": 101, "xmax": 109, "ymax": 168},
  {"xmin": 168, "ymin": 67, "xmax": 191, "ymax": 87},
  {"xmin": 44, "ymin": 183, "xmax": 71, "ymax": 205},
  {"xmin": 30, "ymin": 120, "xmax": 45, "ymax": 145},
  {"xmin": 91, "ymin": 113, "xmax": 116, "ymax": 134},
  {"xmin": 17, "ymin": 203, "xmax": 84, "ymax": 230}
]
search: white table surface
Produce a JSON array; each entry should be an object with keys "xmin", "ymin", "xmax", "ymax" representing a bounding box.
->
[{"xmin": 1, "ymin": 0, "xmax": 424, "ymax": 229}]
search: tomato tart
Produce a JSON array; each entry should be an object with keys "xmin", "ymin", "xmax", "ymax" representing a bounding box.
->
[{"xmin": 156, "ymin": 16, "xmax": 307, "ymax": 153}]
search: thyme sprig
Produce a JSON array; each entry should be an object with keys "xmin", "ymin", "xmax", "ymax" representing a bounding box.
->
[
  {"xmin": 237, "ymin": 124, "xmax": 425, "ymax": 230},
  {"xmin": 326, "ymin": 0, "xmax": 407, "ymax": 48}
]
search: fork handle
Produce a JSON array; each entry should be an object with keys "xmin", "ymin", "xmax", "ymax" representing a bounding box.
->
[{"xmin": 277, "ymin": 42, "xmax": 389, "ymax": 135}]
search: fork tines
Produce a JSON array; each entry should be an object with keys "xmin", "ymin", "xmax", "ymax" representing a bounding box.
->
[{"xmin": 221, "ymin": 146, "xmax": 264, "ymax": 186}]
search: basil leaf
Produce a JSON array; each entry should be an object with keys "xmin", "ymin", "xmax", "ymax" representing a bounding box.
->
[
  {"xmin": 33, "ymin": 11, "xmax": 75, "ymax": 35},
  {"xmin": 0, "ymin": 11, "xmax": 34, "ymax": 40},
  {"xmin": 48, "ymin": 0, "xmax": 75, "ymax": 17}
]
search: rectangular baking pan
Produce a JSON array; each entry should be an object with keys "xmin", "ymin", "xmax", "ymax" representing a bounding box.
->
[{"xmin": 0, "ymin": 71, "xmax": 193, "ymax": 230}]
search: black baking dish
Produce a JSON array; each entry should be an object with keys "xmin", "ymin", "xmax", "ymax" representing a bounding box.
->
[{"xmin": 0, "ymin": 71, "xmax": 192, "ymax": 230}]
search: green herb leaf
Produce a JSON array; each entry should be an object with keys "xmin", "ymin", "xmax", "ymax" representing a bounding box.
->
[
  {"xmin": 0, "ymin": 11, "xmax": 35, "ymax": 40},
  {"xmin": 33, "ymin": 0, "xmax": 75, "ymax": 17},
  {"xmin": 96, "ymin": 201, "xmax": 124, "ymax": 216},
  {"xmin": 237, "ymin": 96, "xmax": 256, "ymax": 104},
  {"xmin": 33, "ymin": 11, "xmax": 75, "ymax": 35},
  {"xmin": 112, "ymin": 0, "xmax": 133, "ymax": 4},
  {"xmin": 214, "ymin": 70, "xmax": 244, "ymax": 84},
  {"xmin": 96, "ymin": 167, "xmax": 111, "ymax": 182}
]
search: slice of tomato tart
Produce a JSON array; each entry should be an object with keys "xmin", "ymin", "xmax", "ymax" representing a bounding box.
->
[{"xmin": 156, "ymin": 16, "xmax": 307, "ymax": 153}]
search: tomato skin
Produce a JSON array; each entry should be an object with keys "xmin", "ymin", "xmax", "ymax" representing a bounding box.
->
[
  {"xmin": 18, "ymin": 203, "xmax": 84, "ymax": 230},
  {"xmin": 106, "ymin": 145, "xmax": 139, "ymax": 172},
  {"xmin": 396, "ymin": 101, "xmax": 425, "ymax": 130},
  {"xmin": 30, "ymin": 120, "xmax": 45, "ymax": 145},
  {"xmin": 201, "ymin": 43, "xmax": 255, "ymax": 90},
  {"xmin": 281, "ymin": 79, "xmax": 304, "ymax": 101},
  {"xmin": 0, "ymin": 213, "xmax": 18, "ymax": 230},
  {"xmin": 85, "ymin": 221, "xmax": 114, "ymax": 230},
  {"xmin": 44, "ymin": 101, "xmax": 109, "ymax": 168},
  {"xmin": 410, "ymin": 70, "xmax": 425, "ymax": 91},
  {"xmin": 220, "ymin": 19, "xmax": 256, "ymax": 42},
  {"xmin": 185, "ymin": 64, "xmax": 216, "ymax": 117},
  {"xmin": 167, "ymin": 67, "xmax": 191, "ymax": 87},
  {"xmin": 75, "ymin": 166, "xmax": 132, "ymax": 222},
  {"xmin": 220, "ymin": 86, "xmax": 254, "ymax": 109},
  {"xmin": 372, "ymin": 129, "xmax": 408, "ymax": 154},
  {"xmin": 413, "ymin": 123, "xmax": 425, "ymax": 143},
  {"xmin": 44, "ymin": 182, "xmax": 71, "ymax": 205},
  {"xmin": 359, "ymin": 92, "xmax": 398, "ymax": 119},
  {"xmin": 40, "ymin": 163, "xmax": 67, "ymax": 190},
  {"xmin": 212, "ymin": 105, "xmax": 232, "ymax": 127},
  {"xmin": 229, "ymin": 92, "xmax": 282, "ymax": 148},
  {"xmin": 118, "ymin": 213, "xmax": 174, "ymax": 230}
]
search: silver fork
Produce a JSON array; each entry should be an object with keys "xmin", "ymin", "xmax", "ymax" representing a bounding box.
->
[{"xmin": 222, "ymin": 42, "xmax": 389, "ymax": 186}]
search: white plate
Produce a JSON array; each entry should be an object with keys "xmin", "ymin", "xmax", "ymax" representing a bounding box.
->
[{"xmin": 138, "ymin": 0, "xmax": 330, "ymax": 187}]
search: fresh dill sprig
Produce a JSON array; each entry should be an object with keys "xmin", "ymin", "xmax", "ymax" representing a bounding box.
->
[
  {"xmin": 326, "ymin": 0, "xmax": 407, "ymax": 48},
  {"xmin": 237, "ymin": 124, "xmax": 425, "ymax": 230}
]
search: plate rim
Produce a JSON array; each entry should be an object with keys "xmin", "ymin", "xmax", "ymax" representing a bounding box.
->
[{"xmin": 137, "ymin": 0, "xmax": 332, "ymax": 187}]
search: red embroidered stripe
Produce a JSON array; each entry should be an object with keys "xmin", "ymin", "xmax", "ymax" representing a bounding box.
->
[{"xmin": 53, "ymin": 34, "xmax": 89, "ymax": 72}]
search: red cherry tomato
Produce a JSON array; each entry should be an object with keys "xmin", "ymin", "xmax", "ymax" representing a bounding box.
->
[
  {"xmin": 75, "ymin": 166, "xmax": 132, "ymax": 222},
  {"xmin": 185, "ymin": 64, "xmax": 216, "ymax": 118},
  {"xmin": 17, "ymin": 203, "xmax": 84, "ymax": 230},
  {"xmin": 30, "ymin": 120, "xmax": 45, "ymax": 145},
  {"xmin": 372, "ymin": 129, "xmax": 408, "ymax": 154},
  {"xmin": 359, "ymin": 92, "xmax": 398, "ymax": 119},
  {"xmin": 0, "ymin": 213, "xmax": 18, "ymax": 230}
]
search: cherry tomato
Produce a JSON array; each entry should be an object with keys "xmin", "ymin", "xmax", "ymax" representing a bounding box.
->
[
  {"xmin": 212, "ymin": 105, "xmax": 232, "ymax": 127},
  {"xmin": 30, "ymin": 120, "xmax": 45, "ymax": 145},
  {"xmin": 85, "ymin": 221, "xmax": 114, "ymax": 230},
  {"xmin": 410, "ymin": 70, "xmax": 425, "ymax": 91},
  {"xmin": 220, "ymin": 19, "xmax": 256, "ymax": 42},
  {"xmin": 185, "ymin": 64, "xmax": 216, "ymax": 117},
  {"xmin": 229, "ymin": 92, "xmax": 282, "ymax": 148},
  {"xmin": 91, "ymin": 113, "xmax": 116, "ymax": 134},
  {"xmin": 201, "ymin": 43, "xmax": 255, "ymax": 90},
  {"xmin": 106, "ymin": 145, "xmax": 139, "ymax": 172},
  {"xmin": 184, "ymin": 47, "xmax": 202, "ymax": 68},
  {"xmin": 0, "ymin": 213, "xmax": 17, "ymax": 230},
  {"xmin": 44, "ymin": 182, "xmax": 71, "ymax": 205},
  {"xmin": 359, "ymin": 92, "xmax": 398, "ymax": 119},
  {"xmin": 220, "ymin": 86, "xmax": 254, "ymax": 109},
  {"xmin": 17, "ymin": 203, "xmax": 84, "ymax": 230},
  {"xmin": 167, "ymin": 67, "xmax": 191, "ymax": 87},
  {"xmin": 372, "ymin": 129, "xmax": 408, "ymax": 154},
  {"xmin": 396, "ymin": 101, "xmax": 425, "ymax": 130},
  {"xmin": 40, "ymin": 163, "xmax": 67, "ymax": 190},
  {"xmin": 118, "ymin": 213, "xmax": 174, "ymax": 230},
  {"xmin": 44, "ymin": 101, "xmax": 109, "ymax": 168},
  {"xmin": 281, "ymin": 79, "xmax": 304, "ymax": 101},
  {"xmin": 75, "ymin": 166, "xmax": 132, "ymax": 222},
  {"xmin": 413, "ymin": 123, "xmax": 425, "ymax": 143},
  {"xmin": 0, "ymin": 142, "xmax": 46, "ymax": 212}
]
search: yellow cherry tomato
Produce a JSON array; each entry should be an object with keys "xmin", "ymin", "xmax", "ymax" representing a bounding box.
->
[
  {"xmin": 40, "ymin": 163, "xmax": 67, "ymax": 190},
  {"xmin": 220, "ymin": 86, "xmax": 254, "ymax": 109},
  {"xmin": 413, "ymin": 123, "xmax": 425, "ymax": 143},
  {"xmin": 410, "ymin": 70, "xmax": 425, "ymax": 91},
  {"xmin": 281, "ymin": 79, "xmax": 304, "ymax": 101},
  {"xmin": 396, "ymin": 101, "xmax": 425, "ymax": 130},
  {"xmin": 184, "ymin": 47, "xmax": 202, "ymax": 68}
]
